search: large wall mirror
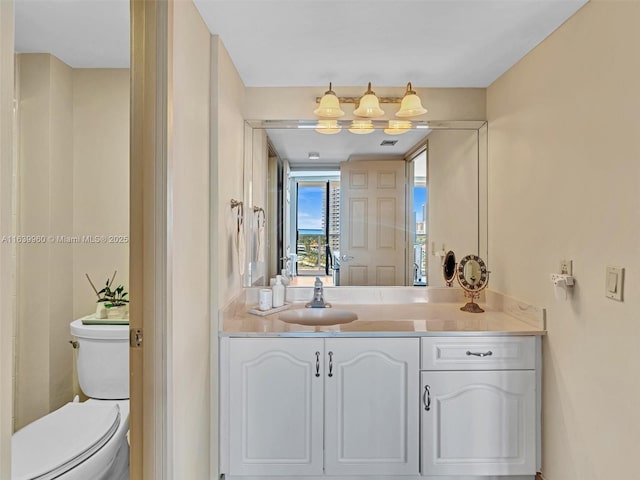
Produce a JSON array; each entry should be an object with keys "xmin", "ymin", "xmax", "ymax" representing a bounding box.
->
[{"xmin": 244, "ymin": 119, "xmax": 487, "ymax": 288}]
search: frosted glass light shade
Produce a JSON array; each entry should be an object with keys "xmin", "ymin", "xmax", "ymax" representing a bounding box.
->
[
  {"xmin": 313, "ymin": 83, "xmax": 344, "ymax": 118},
  {"xmin": 348, "ymin": 119, "xmax": 375, "ymax": 135},
  {"xmin": 353, "ymin": 82, "xmax": 385, "ymax": 118},
  {"xmin": 384, "ymin": 120, "xmax": 412, "ymax": 135},
  {"xmin": 396, "ymin": 82, "xmax": 427, "ymax": 117},
  {"xmin": 315, "ymin": 119, "xmax": 342, "ymax": 135}
]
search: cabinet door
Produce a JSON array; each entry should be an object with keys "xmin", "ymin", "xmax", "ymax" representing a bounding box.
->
[
  {"xmin": 228, "ymin": 338, "xmax": 324, "ymax": 476},
  {"xmin": 421, "ymin": 370, "xmax": 536, "ymax": 476},
  {"xmin": 324, "ymin": 338, "xmax": 419, "ymax": 475}
]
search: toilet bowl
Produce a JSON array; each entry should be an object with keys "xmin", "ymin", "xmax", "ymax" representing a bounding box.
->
[
  {"xmin": 12, "ymin": 399, "xmax": 129, "ymax": 480},
  {"xmin": 12, "ymin": 319, "xmax": 130, "ymax": 480}
]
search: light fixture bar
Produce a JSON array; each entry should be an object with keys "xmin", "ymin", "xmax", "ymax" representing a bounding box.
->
[{"xmin": 315, "ymin": 96, "xmax": 404, "ymax": 104}]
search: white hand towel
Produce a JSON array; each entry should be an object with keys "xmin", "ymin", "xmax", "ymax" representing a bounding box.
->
[
  {"xmin": 237, "ymin": 218, "xmax": 245, "ymax": 276},
  {"xmin": 257, "ymin": 222, "xmax": 265, "ymax": 263}
]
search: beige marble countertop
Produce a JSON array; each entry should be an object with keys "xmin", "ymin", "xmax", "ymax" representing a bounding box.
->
[{"xmin": 220, "ymin": 301, "xmax": 546, "ymax": 337}]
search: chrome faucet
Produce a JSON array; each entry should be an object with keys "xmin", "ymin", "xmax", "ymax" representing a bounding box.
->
[{"xmin": 305, "ymin": 277, "xmax": 331, "ymax": 308}]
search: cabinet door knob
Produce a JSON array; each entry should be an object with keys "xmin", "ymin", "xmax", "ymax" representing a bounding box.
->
[
  {"xmin": 328, "ymin": 351, "xmax": 334, "ymax": 377},
  {"xmin": 423, "ymin": 385, "xmax": 431, "ymax": 411},
  {"xmin": 315, "ymin": 351, "xmax": 320, "ymax": 377},
  {"xmin": 466, "ymin": 350, "xmax": 493, "ymax": 357}
]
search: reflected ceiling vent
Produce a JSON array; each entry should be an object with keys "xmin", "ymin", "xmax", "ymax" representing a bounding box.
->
[
  {"xmin": 380, "ymin": 140, "xmax": 398, "ymax": 146},
  {"xmin": 308, "ymin": 152, "xmax": 320, "ymax": 160}
]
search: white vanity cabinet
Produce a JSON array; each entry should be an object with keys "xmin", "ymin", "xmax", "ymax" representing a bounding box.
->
[
  {"xmin": 222, "ymin": 337, "xmax": 420, "ymax": 477},
  {"xmin": 221, "ymin": 334, "xmax": 541, "ymax": 479},
  {"xmin": 420, "ymin": 337, "xmax": 539, "ymax": 477},
  {"xmin": 324, "ymin": 338, "xmax": 419, "ymax": 476},
  {"xmin": 226, "ymin": 338, "xmax": 324, "ymax": 476}
]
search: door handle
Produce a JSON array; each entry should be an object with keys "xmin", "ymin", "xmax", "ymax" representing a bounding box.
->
[
  {"xmin": 341, "ymin": 255, "xmax": 354, "ymax": 262},
  {"xmin": 328, "ymin": 351, "xmax": 334, "ymax": 377},
  {"xmin": 315, "ymin": 351, "xmax": 320, "ymax": 377},
  {"xmin": 423, "ymin": 385, "xmax": 431, "ymax": 411}
]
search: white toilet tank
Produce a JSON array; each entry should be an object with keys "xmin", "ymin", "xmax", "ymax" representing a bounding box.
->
[{"xmin": 70, "ymin": 319, "xmax": 129, "ymax": 400}]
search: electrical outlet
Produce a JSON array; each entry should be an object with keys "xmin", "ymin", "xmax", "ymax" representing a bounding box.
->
[{"xmin": 560, "ymin": 259, "xmax": 573, "ymax": 275}]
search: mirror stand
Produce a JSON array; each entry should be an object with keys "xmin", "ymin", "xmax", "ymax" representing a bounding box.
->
[
  {"xmin": 460, "ymin": 291, "xmax": 485, "ymax": 313},
  {"xmin": 456, "ymin": 254, "xmax": 489, "ymax": 314}
]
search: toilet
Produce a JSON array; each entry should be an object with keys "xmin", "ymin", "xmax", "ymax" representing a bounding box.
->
[{"xmin": 12, "ymin": 319, "xmax": 130, "ymax": 480}]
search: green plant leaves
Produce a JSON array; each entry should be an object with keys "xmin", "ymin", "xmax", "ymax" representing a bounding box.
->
[{"xmin": 95, "ymin": 281, "xmax": 129, "ymax": 307}]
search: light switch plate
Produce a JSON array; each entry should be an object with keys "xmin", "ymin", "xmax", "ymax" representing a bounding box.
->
[{"xmin": 605, "ymin": 266, "xmax": 624, "ymax": 301}]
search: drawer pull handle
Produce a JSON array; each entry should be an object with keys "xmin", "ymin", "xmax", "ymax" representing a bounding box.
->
[
  {"xmin": 466, "ymin": 350, "xmax": 493, "ymax": 357},
  {"xmin": 328, "ymin": 351, "xmax": 334, "ymax": 377},
  {"xmin": 315, "ymin": 351, "xmax": 320, "ymax": 377},
  {"xmin": 423, "ymin": 385, "xmax": 431, "ymax": 411}
]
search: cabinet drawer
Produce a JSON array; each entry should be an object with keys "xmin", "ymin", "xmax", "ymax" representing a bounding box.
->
[{"xmin": 420, "ymin": 336, "xmax": 536, "ymax": 370}]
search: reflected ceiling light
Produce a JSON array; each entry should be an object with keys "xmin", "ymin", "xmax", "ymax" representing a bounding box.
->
[
  {"xmin": 353, "ymin": 82, "xmax": 385, "ymax": 118},
  {"xmin": 313, "ymin": 82, "xmax": 345, "ymax": 118},
  {"xmin": 348, "ymin": 119, "xmax": 375, "ymax": 135},
  {"xmin": 384, "ymin": 120, "xmax": 412, "ymax": 135},
  {"xmin": 396, "ymin": 82, "xmax": 427, "ymax": 117},
  {"xmin": 315, "ymin": 119, "xmax": 342, "ymax": 135}
]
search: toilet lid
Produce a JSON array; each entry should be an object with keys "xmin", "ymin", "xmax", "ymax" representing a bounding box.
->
[{"xmin": 12, "ymin": 402, "xmax": 120, "ymax": 480}]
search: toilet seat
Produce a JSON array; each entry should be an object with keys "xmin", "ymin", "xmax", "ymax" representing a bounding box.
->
[{"xmin": 12, "ymin": 402, "xmax": 120, "ymax": 480}]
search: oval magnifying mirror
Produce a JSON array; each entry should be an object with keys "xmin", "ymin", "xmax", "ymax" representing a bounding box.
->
[
  {"xmin": 456, "ymin": 254, "xmax": 489, "ymax": 313},
  {"xmin": 442, "ymin": 251, "xmax": 456, "ymax": 287}
]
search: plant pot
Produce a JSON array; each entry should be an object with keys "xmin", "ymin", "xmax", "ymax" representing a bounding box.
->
[
  {"xmin": 107, "ymin": 305, "xmax": 129, "ymax": 319},
  {"xmin": 95, "ymin": 303, "xmax": 108, "ymax": 319}
]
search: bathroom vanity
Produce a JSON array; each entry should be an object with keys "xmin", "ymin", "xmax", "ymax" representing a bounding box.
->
[{"xmin": 219, "ymin": 296, "xmax": 545, "ymax": 480}]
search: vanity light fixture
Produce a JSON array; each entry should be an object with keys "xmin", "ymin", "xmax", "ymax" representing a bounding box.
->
[
  {"xmin": 315, "ymin": 119, "xmax": 342, "ymax": 135},
  {"xmin": 313, "ymin": 82, "xmax": 345, "ymax": 118},
  {"xmin": 314, "ymin": 82, "xmax": 427, "ymax": 126},
  {"xmin": 348, "ymin": 119, "xmax": 375, "ymax": 135},
  {"xmin": 396, "ymin": 82, "xmax": 428, "ymax": 117},
  {"xmin": 353, "ymin": 82, "xmax": 385, "ymax": 118}
]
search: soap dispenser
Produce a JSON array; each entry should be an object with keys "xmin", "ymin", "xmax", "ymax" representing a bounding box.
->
[{"xmin": 272, "ymin": 274, "xmax": 285, "ymax": 307}]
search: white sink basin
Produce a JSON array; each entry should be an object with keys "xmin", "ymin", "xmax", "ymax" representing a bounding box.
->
[{"xmin": 279, "ymin": 308, "xmax": 358, "ymax": 326}]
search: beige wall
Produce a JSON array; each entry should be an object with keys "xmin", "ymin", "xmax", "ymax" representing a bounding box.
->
[
  {"xmin": 170, "ymin": 1, "xmax": 212, "ymax": 477},
  {"xmin": 245, "ymin": 86, "xmax": 486, "ymax": 121},
  {"xmin": 427, "ymin": 130, "xmax": 479, "ymax": 286},
  {"xmin": 16, "ymin": 54, "xmax": 74, "ymax": 429},
  {"xmin": 487, "ymin": 1, "xmax": 640, "ymax": 479},
  {"xmin": 211, "ymin": 36, "xmax": 246, "ymax": 308},
  {"xmin": 73, "ymin": 69, "xmax": 129, "ymax": 319},
  {"xmin": 208, "ymin": 35, "xmax": 246, "ymax": 478},
  {"xmin": 15, "ymin": 56, "xmax": 130, "ymax": 430}
]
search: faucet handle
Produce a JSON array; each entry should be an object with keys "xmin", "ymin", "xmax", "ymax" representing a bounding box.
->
[{"xmin": 315, "ymin": 277, "xmax": 323, "ymax": 287}]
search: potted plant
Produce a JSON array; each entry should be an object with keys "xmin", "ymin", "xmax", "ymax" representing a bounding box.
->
[{"xmin": 87, "ymin": 271, "xmax": 129, "ymax": 319}]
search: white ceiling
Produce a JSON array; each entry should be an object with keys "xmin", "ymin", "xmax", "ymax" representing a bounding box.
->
[
  {"xmin": 15, "ymin": 0, "xmax": 130, "ymax": 69},
  {"xmin": 15, "ymin": 0, "xmax": 587, "ymax": 86},
  {"xmin": 193, "ymin": 0, "xmax": 588, "ymax": 88},
  {"xmin": 14, "ymin": 0, "xmax": 587, "ymax": 165}
]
